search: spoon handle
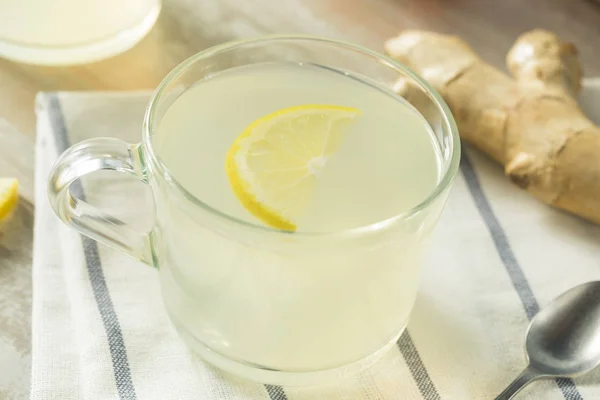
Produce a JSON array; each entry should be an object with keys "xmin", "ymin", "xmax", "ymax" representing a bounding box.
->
[{"xmin": 495, "ymin": 366, "xmax": 542, "ymax": 400}]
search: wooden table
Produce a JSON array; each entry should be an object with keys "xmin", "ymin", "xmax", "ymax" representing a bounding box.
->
[{"xmin": 0, "ymin": 0, "xmax": 599, "ymax": 397}]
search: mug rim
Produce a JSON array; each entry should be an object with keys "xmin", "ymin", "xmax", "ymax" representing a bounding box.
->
[{"xmin": 142, "ymin": 34, "xmax": 461, "ymax": 239}]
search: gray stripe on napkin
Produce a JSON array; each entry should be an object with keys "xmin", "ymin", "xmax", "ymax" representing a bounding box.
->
[
  {"xmin": 266, "ymin": 385, "xmax": 288, "ymax": 400},
  {"xmin": 460, "ymin": 151, "xmax": 583, "ymax": 400},
  {"xmin": 398, "ymin": 331, "xmax": 441, "ymax": 400},
  {"xmin": 47, "ymin": 94, "xmax": 138, "ymax": 400}
]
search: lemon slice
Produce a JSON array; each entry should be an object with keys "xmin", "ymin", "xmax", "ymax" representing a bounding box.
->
[
  {"xmin": 0, "ymin": 178, "xmax": 18, "ymax": 222},
  {"xmin": 226, "ymin": 104, "xmax": 361, "ymax": 232}
]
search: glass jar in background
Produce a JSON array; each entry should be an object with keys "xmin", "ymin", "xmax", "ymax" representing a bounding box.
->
[{"xmin": 0, "ymin": 0, "xmax": 161, "ymax": 65}]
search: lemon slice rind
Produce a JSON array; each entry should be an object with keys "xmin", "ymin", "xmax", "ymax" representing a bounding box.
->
[
  {"xmin": 0, "ymin": 178, "xmax": 19, "ymax": 222},
  {"xmin": 226, "ymin": 104, "xmax": 361, "ymax": 232}
]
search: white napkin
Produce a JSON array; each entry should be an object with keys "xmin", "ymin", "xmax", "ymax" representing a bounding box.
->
[{"xmin": 31, "ymin": 81, "xmax": 600, "ymax": 400}]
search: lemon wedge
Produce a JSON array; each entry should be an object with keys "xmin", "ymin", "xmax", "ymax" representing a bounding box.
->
[
  {"xmin": 226, "ymin": 104, "xmax": 361, "ymax": 231},
  {"xmin": 0, "ymin": 178, "xmax": 19, "ymax": 222}
]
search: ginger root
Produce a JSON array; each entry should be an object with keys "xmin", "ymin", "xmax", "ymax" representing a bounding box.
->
[{"xmin": 385, "ymin": 30, "xmax": 600, "ymax": 224}]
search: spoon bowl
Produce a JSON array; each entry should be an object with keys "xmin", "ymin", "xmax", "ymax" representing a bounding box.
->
[
  {"xmin": 496, "ymin": 281, "xmax": 600, "ymax": 399},
  {"xmin": 526, "ymin": 280, "xmax": 600, "ymax": 376}
]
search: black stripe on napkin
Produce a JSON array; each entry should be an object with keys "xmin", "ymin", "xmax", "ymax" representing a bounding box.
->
[
  {"xmin": 460, "ymin": 150, "xmax": 583, "ymax": 400},
  {"xmin": 398, "ymin": 331, "xmax": 441, "ymax": 400},
  {"xmin": 266, "ymin": 385, "xmax": 288, "ymax": 400},
  {"xmin": 47, "ymin": 94, "xmax": 138, "ymax": 400}
]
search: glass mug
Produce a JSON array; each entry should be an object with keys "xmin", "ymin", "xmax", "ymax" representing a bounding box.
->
[
  {"xmin": 48, "ymin": 36, "xmax": 460, "ymax": 386},
  {"xmin": 0, "ymin": 0, "xmax": 161, "ymax": 65}
]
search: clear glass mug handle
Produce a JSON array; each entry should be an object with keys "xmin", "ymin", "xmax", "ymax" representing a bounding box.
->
[{"xmin": 48, "ymin": 138, "xmax": 154, "ymax": 265}]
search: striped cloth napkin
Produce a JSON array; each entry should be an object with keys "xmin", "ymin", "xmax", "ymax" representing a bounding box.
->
[{"xmin": 32, "ymin": 82, "xmax": 600, "ymax": 400}]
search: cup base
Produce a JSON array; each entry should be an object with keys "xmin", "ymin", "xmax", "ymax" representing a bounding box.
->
[
  {"xmin": 0, "ymin": 4, "xmax": 161, "ymax": 66},
  {"xmin": 173, "ymin": 319, "xmax": 405, "ymax": 386}
]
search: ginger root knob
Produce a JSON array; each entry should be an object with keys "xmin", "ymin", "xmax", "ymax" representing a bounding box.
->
[{"xmin": 385, "ymin": 30, "xmax": 600, "ymax": 224}]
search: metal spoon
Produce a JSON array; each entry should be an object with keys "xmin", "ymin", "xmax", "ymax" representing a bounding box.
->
[{"xmin": 495, "ymin": 281, "xmax": 600, "ymax": 400}]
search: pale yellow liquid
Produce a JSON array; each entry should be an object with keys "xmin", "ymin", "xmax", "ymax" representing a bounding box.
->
[
  {"xmin": 0, "ymin": 0, "xmax": 158, "ymax": 46},
  {"xmin": 155, "ymin": 63, "xmax": 440, "ymax": 232},
  {"xmin": 153, "ymin": 63, "xmax": 443, "ymax": 375}
]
